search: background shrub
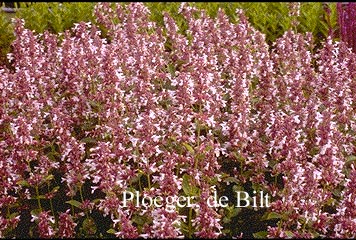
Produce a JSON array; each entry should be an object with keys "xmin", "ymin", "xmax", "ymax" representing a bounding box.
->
[
  {"xmin": 0, "ymin": 10, "xmax": 15, "ymax": 68},
  {"xmin": 0, "ymin": 2, "xmax": 96, "ymax": 67},
  {"xmin": 145, "ymin": 2, "xmax": 338, "ymax": 45},
  {"xmin": 0, "ymin": 2, "xmax": 339, "ymax": 67},
  {"xmin": 15, "ymin": 2, "xmax": 96, "ymax": 33}
]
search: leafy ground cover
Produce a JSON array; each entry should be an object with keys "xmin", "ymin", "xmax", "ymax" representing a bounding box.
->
[{"xmin": 0, "ymin": 2, "xmax": 337, "ymax": 67}]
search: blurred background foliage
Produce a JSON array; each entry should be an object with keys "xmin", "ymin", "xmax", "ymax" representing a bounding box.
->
[{"xmin": 0, "ymin": 2, "xmax": 339, "ymax": 67}]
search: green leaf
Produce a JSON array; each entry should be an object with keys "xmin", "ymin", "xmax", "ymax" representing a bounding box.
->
[
  {"xmin": 88, "ymin": 100, "xmax": 102, "ymax": 111},
  {"xmin": 45, "ymin": 174, "xmax": 54, "ymax": 181},
  {"xmin": 37, "ymin": 195, "xmax": 47, "ymax": 199},
  {"xmin": 346, "ymin": 155, "xmax": 356, "ymax": 164},
  {"xmin": 30, "ymin": 209, "xmax": 41, "ymax": 217},
  {"xmin": 232, "ymin": 184, "xmax": 244, "ymax": 192},
  {"xmin": 82, "ymin": 217, "xmax": 97, "ymax": 235},
  {"xmin": 8, "ymin": 212, "xmax": 19, "ymax": 219},
  {"xmin": 262, "ymin": 211, "xmax": 282, "ymax": 221},
  {"xmin": 51, "ymin": 186, "xmax": 60, "ymax": 193},
  {"xmin": 182, "ymin": 174, "xmax": 191, "ymax": 196},
  {"xmin": 92, "ymin": 198, "xmax": 101, "ymax": 204},
  {"xmin": 106, "ymin": 228, "xmax": 116, "ymax": 234},
  {"xmin": 132, "ymin": 214, "xmax": 150, "ymax": 226},
  {"xmin": 182, "ymin": 174, "xmax": 199, "ymax": 196},
  {"xmin": 232, "ymin": 152, "xmax": 245, "ymax": 162},
  {"xmin": 223, "ymin": 176, "xmax": 240, "ymax": 185},
  {"xmin": 226, "ymin": 204, "xmax": 241, "ymax": 218},
  {"xmin": 312, "ymin": 232, "xmax": 320, "ymax": 238},
  {"xmin": 285, "ymin": 231, "xmax": 294, "ymax": 238},
  {"xmin": 332, "ymin": 187, "xmax": 342, "ymax": 198},
  {"xmin": 253, "ymin": 231, "xmax": 268, "ymax": 239},
  {"xmin": 47, "ymin": 151, "xmax": 61, "ymax": 161},
  {"xmin": 223, "ymin": 216, "xmax": 231, "ymax": 224},
  {"xmin": 129, "ymin": 172, "xmax": 144, "ymax": 184},
  {"xmin": 81, "ymin": 137, "xmax": 97, "ymax": 144},
  {"xmin": 324, "ymin": 197, "xmax": 335, "ymax": 206},
  {"xmin": 66, "ymin": 200, "xmax": 82, "ymax": 208},
  {"xmin": 17, "ymin": 180, "xmax": 30, "ymax": 187},
  {"xmin": 180, "ymin": 221, "xmax": 189, "ymax": 233},
  {"xmin": 182, "ymin": 142, "xmax": 194, "ymax": 154},
  {"xmin": 222, "ymin": 228, "xmax": 231, "ymax": 235},
  {"xmin": 167, "ymin": 63, "xmax": 175, "ymax": 76}
]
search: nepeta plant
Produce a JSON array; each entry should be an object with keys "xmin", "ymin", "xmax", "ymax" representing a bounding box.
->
[{"xmin": 1, "ymin": 2, "xmax": 356, "ymax": 239}]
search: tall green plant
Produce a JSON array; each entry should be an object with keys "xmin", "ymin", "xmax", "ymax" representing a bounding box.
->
[
  {"xmin": 0, "ymin": 2, "xmax": 340, "ymax": 67},
  {"xmin": 0, "ymin": 10, "xmax": 14, "ymax": 67},
  {"xmin": 15, "ymin": 2, "xmax": 96, "ymax": 33},
  {"xmin": 145, "ymin": 2, "xmax": 338, "ymax": 45}
]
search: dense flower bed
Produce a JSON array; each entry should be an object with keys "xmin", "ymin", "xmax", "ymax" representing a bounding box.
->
[{"xmin": 1, "ymin": 3, "xmax": 356, "ymax": 238}]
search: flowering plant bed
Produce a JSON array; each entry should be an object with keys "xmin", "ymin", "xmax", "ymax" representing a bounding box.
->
[{"xmin": 1, "ymin": 3, "xmax": 356, "ymax": 238}]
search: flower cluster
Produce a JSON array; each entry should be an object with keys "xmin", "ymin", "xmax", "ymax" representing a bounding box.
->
[
  {"xmin": 1, "ymin": 2, "xmax": 356, "ymax": 238},
  {"xmin": 337, "ymin": 3, "xmax": 356, "ymax": 52}
]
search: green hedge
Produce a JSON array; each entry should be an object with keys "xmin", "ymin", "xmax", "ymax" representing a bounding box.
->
[
  {"xmin": 0, "ymin": 10, "xmax": 14, "ymax": 67},
  {"xmin": 16, "ymin": 2, "xmax": 96, "ymax": 33},
  {"xmin": 145, "ymin": 2, "xmax": 338, "ymax": 45},
  {"xmin": 0, "ymin": 2, "xmax": 338, "ymax": 67}
]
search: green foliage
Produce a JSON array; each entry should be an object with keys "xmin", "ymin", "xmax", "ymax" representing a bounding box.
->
[
  {"xmin": 145, "ymin": 2, "xmax": 338, "ymax": 45},
  {"xmin": 145, "ymin": 2, "xmax": 187, "ymax": 34},
  {"xmin": 66, "ymin": 199, "xmax": 82, "ymax": 209},
  {"xmin": 0, "ymin": 2, "xmax": 339, "ymax": 67},
  {"xmin": 80, "ymin": 217, "xmax": 97, "ymax": 236},
  {"xmin": 0, "ymin": 2, "xmax": 96, "ymax": 66},
  {"xmin": 15, "ymin": 2, "xmax": 96, "ymax": 33},
  {"xmin": 253, "ymin": 231, "xmax": 268, "ymax": 239},
  {"xmin": 298, "ymin": 3, "xmax": 339, "ymax": 44},
  {"xmin": 238, "ymin": 3, "xmax": 292, "ymax": 43},
  {"xmin": 0, "ymin": 10, "xmax": 15, "ymax": 67},
  {"xmin": 182, "ymin": 174, "xmax": 199, "ymax": 197}
]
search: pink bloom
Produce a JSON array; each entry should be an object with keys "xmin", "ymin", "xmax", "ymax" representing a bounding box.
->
[{"xmin": 58, "ymin": 211, "xmax": 77, "ymax": 238}]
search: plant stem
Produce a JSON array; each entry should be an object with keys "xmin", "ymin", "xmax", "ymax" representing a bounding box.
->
[
  {"xmin": 147, "ymin": 173, "xmax": 151, "ymax": 189},
  {"xmin": 188, "ymin": 207, "xmax": 193, "ymax": 238},
  {"xmin": 71, "ymin": 195, "xmax": 75, "ymax": 216},
  {"xmin": 79, "ymin": 185, "xmax": 89, "ymax": 218},
  {"xmin": 47, "ymin": 182, "xmax": 56, "ymax": 222},
  {"xmin": 79, "ymin": 185, "xmax": 84, "ymax": 202},
  {"xmin": 35, "ymin": 185, "xmax": 42, "ymax": 212},
  {"xmin": 7, "ymin": 206, "xmax": 10, "ymax": 218},
  {"xmin": 138, "ymin": 173, "xmax": 143, "ymax": 192}
]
